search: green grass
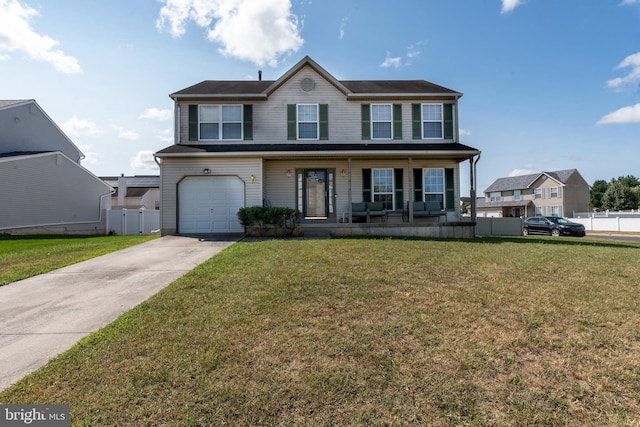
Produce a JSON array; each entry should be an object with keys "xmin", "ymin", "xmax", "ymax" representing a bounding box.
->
[
  {"xmin": 2, "ymin": 236, "xmax": 640, "ymax": 426},
  {"xmin": 0, "ymin": 234, "xmax": 158, "ymax": 285}
]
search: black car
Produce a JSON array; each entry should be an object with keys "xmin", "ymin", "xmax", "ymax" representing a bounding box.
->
[{"xmin": 523, "ymin": 216, "xmax": 586, "ymax": 237}]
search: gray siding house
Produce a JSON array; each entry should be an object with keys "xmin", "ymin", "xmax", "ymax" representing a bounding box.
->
[
  {"xmin": 0, "ymin": 100, "xmax": 113, "ymax": 234},
  {"xmin": 478, "ymin": 169, "xmax": 590, "ymax": 218},
  {"xmin": 154, "ymin": 56, "xmax": 481, "ymax": 237}
]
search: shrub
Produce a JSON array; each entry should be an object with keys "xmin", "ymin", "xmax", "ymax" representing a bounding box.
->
[{"xmin": 237, "ymin": 206, "xmax": 301, "ymax": 236}]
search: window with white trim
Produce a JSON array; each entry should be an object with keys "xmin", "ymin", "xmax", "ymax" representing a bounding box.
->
[
  {"xmin": 424, "ymin": 168, "xmax": 444, "ymax": 205},
  {"xmin": 535, "ymin": 206, "xmax": 544, "ymax": 216},
  {"xmin": 549, "ymin": 187, "xmax": 561, "ymax": 198},
  {"xmin": 371, "ymin": 104, "xmax": 392, "ymax": 139},
  {"xmin": 199, "ymin": 105, "xmax": 242, "ymax": 140},
  {"xmin": 297, "ymin": 104, "xmax": 318, "ymax": 139},
  {"xmin": 550, "ymin": 206, "xmax": 562, "ymax": 216},
  {"xmin": 489, "ymin": 192, "xmax": 502, "ymax": 202},
  {"xmin": 534, "ymin": 188, "xmax": 544, "ymax": 199},
  {"xmin": 513, "ymin": 190, "xmax": 521, "ymax": 201},
  {"xmin": 422, "ymin": 104, "xmax": 443, "ymax": 139},
  {"xmin": 373, "ymin": 169, "xmax": 394, "ymax": 210}
]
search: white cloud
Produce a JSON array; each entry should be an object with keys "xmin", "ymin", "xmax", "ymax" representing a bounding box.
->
[
  {"xmin": 77, "ymin": 144, "xmax": 101, "ymax": 165},
  {"xmin": 459, "ymin": 128, "xmax": 471, "ymax": 137},
  {"xmin": 60, "ymin": 115, "xmax": 102, "ymax": 137},
  {"xmin": 380, "ymin": 52, "xmax": 402, "ymax": 69},
  {"xmin": 0, "ymin": 0, "xmax": 81, "ymax": 73},
  {"xmin": 0, "ymin": 53, "xmax": 9, "ymax": 60},
  {"xmin": 509, "ymin": 168, "xmax": 537, "ymax": 177},
  {"xmin": 156, "ymin": 0, "xmax": 303, "ymax": 66},
  {"xmin": 597, "ymin": 103, "xmax": 640, "ymax": 125},
  {"xmin": 380, "ymin": 42, "xmax": 425, "ymax": 69},
  {"xmin": 112, "ymin": 125, "xmax": 139, "ymax": 141},
  {"xmin": 140, "ymin": 107, "xmax": 172, "ymax": 121},
  {"xmin": 501, "ymin": 0, "xmax": 524, "ymax": 14},
  {"xmin": 156, "ymin": 127, "xmax": 174, "ymax": 143},
  {"xmin": 339, "ymin": 16, "xmax": 347, "ymax": 40},
  {"xmin": 606, "ymin": 51, "xmax": 640, "ymax": 90},
  {"xmin": 621, "ymin": 0, "xmax": 638, "ymax": 5},
  {"xmin": 131, "ymin": 150, "xmax": 159, "ymax": 171}
]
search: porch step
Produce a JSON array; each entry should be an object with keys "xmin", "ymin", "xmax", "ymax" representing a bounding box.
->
[{"xmin": 303, "ymin": 229, "xmax": 332, "ymax": 240}]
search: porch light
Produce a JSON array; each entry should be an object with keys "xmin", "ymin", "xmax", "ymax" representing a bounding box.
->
[
  {"xmin": 341, "ymin": 169, "xmax": 346, "ymax": 177},
  {"xmin": 203, "ymin": 168, "xmax": 210, "ymax": 174},
  {"xmin": 250, "ymin": 174, "xmax": 255, "ymax": 183},
  {"xmin": 286, "ymin": 169, "xmax": 292, "ymax": 177}
]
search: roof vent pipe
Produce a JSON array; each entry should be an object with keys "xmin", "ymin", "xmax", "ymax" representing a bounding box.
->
[{"xmin": 258, "ymin": 70, "xmax": 262, "ymax": 81}]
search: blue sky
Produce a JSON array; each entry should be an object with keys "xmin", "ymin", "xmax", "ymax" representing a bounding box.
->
[{"xmin": 1, "ymin": 0, "xmax": 639, "ymax": 195}]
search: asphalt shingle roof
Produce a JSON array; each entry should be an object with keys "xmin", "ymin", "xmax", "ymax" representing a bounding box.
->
[{"xmin": 484, "ymin": 169, "xmax": 578, "ymax": 193}]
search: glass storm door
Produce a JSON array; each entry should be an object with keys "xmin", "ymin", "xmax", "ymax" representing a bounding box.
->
[{"xmin": 304, "ymin": 169, "xmax": 328, "ymax": 218}]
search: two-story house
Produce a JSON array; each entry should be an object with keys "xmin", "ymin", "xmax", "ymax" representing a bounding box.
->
[
  {"xmin": 477, "ymin": 169, "xmax": 590, "ymax": 218},
  {"xmin": 0, "ymin": 99, "xmax": 113, "ymax": 234},
  {"xmin": 154, "ymin": 56, "xmax": 481, "ymax": 237}
]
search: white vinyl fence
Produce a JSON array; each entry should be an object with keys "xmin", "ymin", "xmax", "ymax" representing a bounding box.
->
[
  {"xmin": 477, "ymin": 216, "xmax": 640, "ymax": 236},
  {"xmin": 106, "ymin": 209, "xmax": 160, "ymax": 235}
]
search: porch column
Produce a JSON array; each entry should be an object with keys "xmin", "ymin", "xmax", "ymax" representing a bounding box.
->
[
  {"xmin": 408, "ymin": 157, "xmax": 413, "ymax": 222},
  {"xmin": 347, "ymin": 158, "xmax": 352, "ymax": 223}
]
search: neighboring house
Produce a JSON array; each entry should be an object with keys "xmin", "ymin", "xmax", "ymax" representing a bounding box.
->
[
  {"xmin": 478, "ymin": 169, "xmax": 590, "ymax": 218},
  {"xmin": 101, "ymin": 175, "xmax": 160, "ymax": 210},
  {"xmin": 0, "ymin": 100, "xmax": 113, "ymax": 234},
  {"xmin": 154, "ymin": 56, "xmax": 481, "ymax": 237}
]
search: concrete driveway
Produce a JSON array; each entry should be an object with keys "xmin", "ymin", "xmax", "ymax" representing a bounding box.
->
[{"xmin": 0, "ymin": 235, "xmax": 238, "ymax": 392}]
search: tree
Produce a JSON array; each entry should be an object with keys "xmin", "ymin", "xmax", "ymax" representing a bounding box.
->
[
  {"xmin": 614, "ymin": 175, "xmax": 640, "ymax": 188},
  {"xmin": 590, "ymin": 179, "xmax": 609, "ymax": 210},
  {"xmin": 601, "ymin": 182, "xmax": 639, "ymax": 211}
]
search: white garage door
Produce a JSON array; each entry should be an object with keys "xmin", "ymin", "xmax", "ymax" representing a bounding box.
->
[{"xmin": 179, "ymin": 177, "xmax": 244, "ymax": 233}]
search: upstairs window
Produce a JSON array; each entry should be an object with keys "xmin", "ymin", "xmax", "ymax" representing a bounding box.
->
[
  {"xmin": 288, "ymin": 104, "xmax": 328, "ymax": 140},
  {"xmin": 297, "ymin": 104, "xmax": 318, "ymax": 139},
  {"xmin": 513, "ymin": 190, "xmax": 522, "ymax": 201},
  {"xmin": 534, "ymin": 188, "xmax": 544, "ymax": 199},
  {"xmin": 549, "ymin": 187, "xmax": 561, "ymax": 198},
  {"xmin": 489, "ymin": 192, "xmax": 502, "ymax": 202},
  {"xmin": 422, "ymin": 104, "xmax": 443, "ymax": 139},
  {"xmin": 199, "ymin": 105, "xmax": 242, "ymax": 140},
  {"xmin": 371, "ymin": 104, "xmax": 392, "ymax": 139}
]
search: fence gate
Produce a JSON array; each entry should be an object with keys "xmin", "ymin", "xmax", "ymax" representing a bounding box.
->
[{"xmin": 106, "ymin": 209, "xmax": 160, "ymax": 235}]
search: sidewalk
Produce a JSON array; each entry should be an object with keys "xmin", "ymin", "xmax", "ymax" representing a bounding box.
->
[{"xmin": 0, "ymin": 235, "xmax": 238, "ymax": 391}]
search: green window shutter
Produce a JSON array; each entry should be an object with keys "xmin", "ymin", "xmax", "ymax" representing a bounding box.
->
[
  {"xmin": 243, "ymin": 104, "xmax": 253, "ymax": 141},
  {"xmin": 411, "ymin": 104, "xmax": 421, "ymax": 139},
  {"xmin": 188, "ymin": 105, "xmax": 198, "ymax": 141},
  {"xmin": 445, "ymin": 168, "xmax": 455, "ymax": 211},
  {"xmin": 362, "ymin": 168, "xmax": 372, "ymax": 202},
  {"xmin": 287, "ymin": 104, "xmax": 296, "ymax": 140},
  {"xmin": 443, "ymin": 104, "xmax": 453, "ymax": 140},
  {"xmin": 394, "ymin": 168, "xmax": 404, "ymax": 210},
  {"xmin": 413, "ymin": 168, "xmax": 423, "ymax": 201},
  {"xmin": 393, "ymin": 104, "xmax": 402, "ymax": 140},
  {"xmin": 319, "ymin": 104, "xmax": 329, "ymax": 140},
  {"xmin": 361, "ymin": 104, "xmax": 371, "ymax": 140}
]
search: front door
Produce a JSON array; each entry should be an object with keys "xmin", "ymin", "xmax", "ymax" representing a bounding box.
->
[{"xmin": 304, "ymin": 169, "xmax": 328, "ymax": 219}]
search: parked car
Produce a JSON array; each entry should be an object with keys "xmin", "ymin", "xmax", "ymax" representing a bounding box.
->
[{"xmin": 523, "ymin": 216, "xmax": 586, "ymax": 237}]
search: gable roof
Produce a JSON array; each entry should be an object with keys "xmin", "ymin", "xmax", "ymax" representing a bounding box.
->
[
  {"xmin": 0, "ymin": 99, "xmax": 84, "ymax": 162},
  {"xmin": 170, "ymin": 56, "xmax": 462, "ymax": 100},
  {"xmin": 484, "ymin": 169, "xmax": 579, "ymax": 193}
]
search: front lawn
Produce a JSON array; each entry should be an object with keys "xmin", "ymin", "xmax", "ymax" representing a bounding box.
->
[
  {"xmin": 0, "ymin": 234, "xmax": 158, "ymax": 286},
  {"xmin": 2, "ymin": 237, "xmax": 639, "ymax": 425}
]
